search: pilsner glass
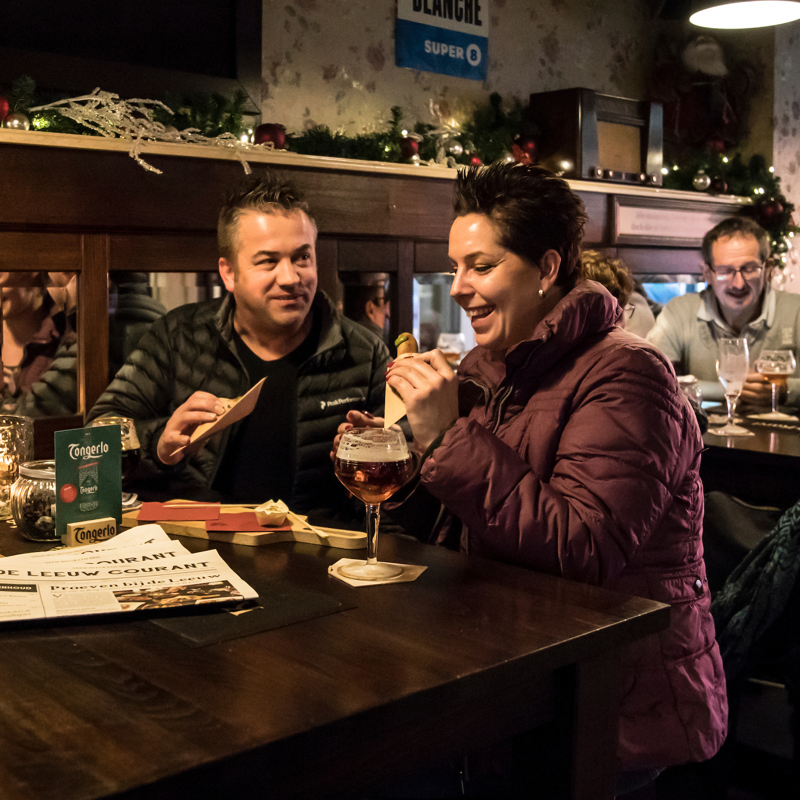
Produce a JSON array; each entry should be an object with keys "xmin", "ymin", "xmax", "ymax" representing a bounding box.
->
[
  {"xmin": 708, "ymin": 338, "xmax": 752, "ymax": 436},
  {"xmin": 754, "ymin": 349, "xmax": 797, "ymax": 420},
  {"xmin": 334, "ymin": 427, "xmax": 413, "ymax": 581}
]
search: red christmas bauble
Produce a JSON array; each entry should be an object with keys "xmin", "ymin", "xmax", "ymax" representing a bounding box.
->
[
  {"xmin": 759, "ymin": 199, "xmax": 784, "ymax": 224},
  {"xmin": 400, "ymin": 137, "xmax": 419, "ymax": 160},
  {"xmin": 710, "ymin": 177, "xmax": 728, "ymax": 194},
  {"xmin": 254, "ymin": 123, "xmax": 287, "ymax": 149},
  {"xmin": 470, "ymin": 155, "xmax": 482, "ymax": 166},
  {"xmin": 512, "ymin": 136, "xmax": 538, "ymax": 166},
  {"xmin": 0, "ymin": 96, "xmax": 9, "ymax": 122}
]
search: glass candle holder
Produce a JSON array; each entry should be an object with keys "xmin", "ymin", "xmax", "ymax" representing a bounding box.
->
[
  {"xmin": 11, "ymin": 460, "xmax": 57, "ymax": 541},
  {"xmin": 0, "ymin": 415, "xmax": 34, "ymax": 520}
]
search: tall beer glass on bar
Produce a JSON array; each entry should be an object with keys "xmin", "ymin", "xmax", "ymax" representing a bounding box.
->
[{"xmin": 334, "ymin": 427, "xmax": 413, "ymax": 581}]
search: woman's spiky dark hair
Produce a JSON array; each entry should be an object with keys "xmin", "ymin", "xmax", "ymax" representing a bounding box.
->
[{"xmin": 453, "ymin": 162, "xmax": 587, "ymax": 288}]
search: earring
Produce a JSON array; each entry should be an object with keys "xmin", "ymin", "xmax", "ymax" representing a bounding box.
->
[{"xmin": 538, "ymin": 289, "xmax": 546, "ymax": 298}]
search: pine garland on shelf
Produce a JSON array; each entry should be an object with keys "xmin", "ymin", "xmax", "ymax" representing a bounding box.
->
[
  {"xmin": 663, "ymin": 150, "xmax": 800, "ymax": 263},
  {"xmin": 3, "ymin": 74, "xmax": 797, "ymax": 268}
]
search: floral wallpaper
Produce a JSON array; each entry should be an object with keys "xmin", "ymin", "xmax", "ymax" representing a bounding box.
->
[
  {"xmin": 774, "ymin": 20, "xmax": 800, "ymax": 292},
  {"xmin": 261, "ymin": 0, "xmax": 655, "ymax": 135}
]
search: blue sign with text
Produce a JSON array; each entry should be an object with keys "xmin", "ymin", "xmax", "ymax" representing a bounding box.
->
[{"xmin": 396, "ymin": 0, "xmax": 488, "ymax": 81}]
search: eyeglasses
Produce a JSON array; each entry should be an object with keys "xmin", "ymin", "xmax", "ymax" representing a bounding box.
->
[{"xmin": 709, "ymin": 262, "xmax": 765, "ymax": 281}]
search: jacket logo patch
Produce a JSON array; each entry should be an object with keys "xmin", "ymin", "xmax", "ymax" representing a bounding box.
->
[{"xmin": 320, "ymin": 396, "xmax": 361, "ymax": 410}]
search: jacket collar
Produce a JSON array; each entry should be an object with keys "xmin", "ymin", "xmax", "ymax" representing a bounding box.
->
[
  {"xmin": 213, "ymin": 291, "xmax": 343, "ymax": 357},
  {"xmin": 459, "ymin": 280, "xmax": 621, "ymax": 388}
]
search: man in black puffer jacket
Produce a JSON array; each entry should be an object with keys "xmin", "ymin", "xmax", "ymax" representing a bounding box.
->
[{"xmin": 88, "ymin": 172, "xmax": 389, "ymax": 518}]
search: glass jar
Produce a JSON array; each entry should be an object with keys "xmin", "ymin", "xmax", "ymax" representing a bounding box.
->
[{"xmin": 10, "ymin": 460, "xmax": 58, "ymax": 542}]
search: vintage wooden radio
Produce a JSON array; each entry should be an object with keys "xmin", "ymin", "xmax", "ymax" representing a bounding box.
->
[{"xmin": 529, "ymin": 88, "xmax": 663, "ymax": 187}]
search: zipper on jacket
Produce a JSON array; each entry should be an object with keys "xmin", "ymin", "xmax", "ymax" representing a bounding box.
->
[{"xmin": 489, "ymin": 385, "xmax": 514, "ymax": 434}]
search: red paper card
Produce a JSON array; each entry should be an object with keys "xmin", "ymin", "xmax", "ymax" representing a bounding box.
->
[
  {"xmin": 206, "ymin": 512, "xmax": 292, "ymax": 533},
  {"xmin": 138, "ymin": 502, "xmax": 221, "ymax": 522}
]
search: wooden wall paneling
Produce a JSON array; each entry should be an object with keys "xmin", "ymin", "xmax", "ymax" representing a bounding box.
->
[
  {"xmin": 396, "ymin": 240, "xmax": 415, "ymax": 341},
  {"xmin": 576, "ymin": 191, "xmax": 608, "ymax": 246},
  {"xmin": 79, "ymin": 234, "xmax": 111, "ymax": 415},
  {"xmin": 414, "ymin": 242, "xmax": 450, "ymax": 274},
  {"xmin": 109, "ymin": 234, "xmax": 218, "ymax": 273},
  {"xmin": 336, "ymin": 239, "xmax": 399, "ymax": 272},
  {"xmin": 33, "ymin": 415, "xmax": 84, "ymax": 460},
  {"xmin": 386, "ymin": 175, "xmax": 454, "ymax": 239},
  {"xmin": 0, "ymin": 232, "xmax": 82, "ymax": 271},
  {"xmin": 616, "ymin": 247, "xmax": 704, "ymax": 276},
  {"xmin": 315, "ymin": 237, "xmax": 338, "ymax": 300}
]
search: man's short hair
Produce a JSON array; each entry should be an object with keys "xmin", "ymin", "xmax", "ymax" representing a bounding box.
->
[
  {"xmin": 218, "ymin": 171, "xmax": 317, "ymax": 263},
  {"xmin": 340, "ymin": 273, "xmax": 388, "ymax": 323},
  {"xmin": 701, "ymin": 216, "xmax": 770, "ymax": 266},
  {"xmin": 453, "ymin": 162, "xmax": 587, "ymax": 289}
]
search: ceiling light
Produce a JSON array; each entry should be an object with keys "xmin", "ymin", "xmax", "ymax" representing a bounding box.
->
[{"xmin": 691, "ymin": 1, "xmax": 800, "ymax": 29}]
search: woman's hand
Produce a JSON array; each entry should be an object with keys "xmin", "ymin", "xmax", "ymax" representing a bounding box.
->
[
  {"xmin": 156, "ymin": 391, "xmax": 225, "ymax": 465},
  {"xmin": 387, "ymin": 349, "xmax": 458, "ymax": 456},
  {"xmin": 330, "ymin": 410, "xmax": 383, "ymax": 461}
]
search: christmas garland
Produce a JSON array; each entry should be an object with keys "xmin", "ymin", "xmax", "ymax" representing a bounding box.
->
[
  {"xmin": 662, "ymin": 150, "xmax": 799, "ymax": 265},
  {"xmin": 2, "ymin": 76, "xmax": 796, "ymax": 268}
]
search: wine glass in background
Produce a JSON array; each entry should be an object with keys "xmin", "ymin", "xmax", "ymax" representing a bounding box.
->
[
  {"xmin": 709, "ymin": 338, "xmax": 753, "ymax": 436},
  {"xmin": 754, "ymin": 349, "xmax": 797, "ymax": 420},
  {"xmin": 86, "ymin": 416, "xmax": 142, "ymax": 507},
  {"xmin": 334, "ymin": 427, "xmax": 413, "ymax": 581},
  {"xmin": 436, "ymin": 333, "xmax": 467, "ymax": 367}
]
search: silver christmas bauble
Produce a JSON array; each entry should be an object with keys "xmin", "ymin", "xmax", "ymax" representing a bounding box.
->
[
  {"xmin": 443, "ymin": 138, "xmax": 464, "ymax": 157},
  {"xmin": 2, "ymin": 113, "xmax": 30, "ymax": 130},
  {"xmin": 692, "ymin": 171, "xmax": 711, "ymax": 191}
]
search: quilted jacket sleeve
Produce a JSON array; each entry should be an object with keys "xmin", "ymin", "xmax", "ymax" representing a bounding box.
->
[
  {"xmin": 87, "ymin": 316, "xmax": 180, "ymax": 468},
  {"xmin": 14, "ymin": 334, "xmax": 79, "ymax": 418},
  {"xmin": 419, "ymin": 345, "xmax": 701, "ymax": 586}
]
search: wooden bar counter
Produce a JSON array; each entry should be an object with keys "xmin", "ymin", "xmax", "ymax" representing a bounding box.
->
[{"xmin": 0, "ymin": 522, "xmax": 668, "ymax": 800}]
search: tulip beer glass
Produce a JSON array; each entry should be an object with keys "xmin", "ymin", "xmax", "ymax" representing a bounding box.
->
[
  {"xmin": 755, "ymin": 349, "xmax": 797, "ymax": 420},
  {"xmin": 334, "ymin": 427, "xmax": 413, "ymax": 581}
]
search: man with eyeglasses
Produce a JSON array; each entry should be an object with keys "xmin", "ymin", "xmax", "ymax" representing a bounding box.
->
[{"xmin": 647, "ymin": 216, "xmax": 800, "ymax": 407}]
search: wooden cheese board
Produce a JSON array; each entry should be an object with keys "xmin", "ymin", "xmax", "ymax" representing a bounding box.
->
[{"xmin": 122, "ymin": 505, "xmax": 366, "ymax": 549}]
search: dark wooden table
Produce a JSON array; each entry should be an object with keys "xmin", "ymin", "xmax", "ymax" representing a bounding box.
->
[
  {"xmin": 0, "ymin": 523, "xmax": 668, "ymax": 800},
  {"xmin": 702, "ymin": 416, "xmax": 800, "ymax": 508}
]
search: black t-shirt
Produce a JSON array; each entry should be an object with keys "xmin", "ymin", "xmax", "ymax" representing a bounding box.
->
[{"xmin": 212, "ymin": 315, "xmax": 320, "ymax": 504}]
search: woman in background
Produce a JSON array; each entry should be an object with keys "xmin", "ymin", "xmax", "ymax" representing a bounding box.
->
[{"xmin": 580, "ymin": 249, "xmax": 657, "ymax": 338}]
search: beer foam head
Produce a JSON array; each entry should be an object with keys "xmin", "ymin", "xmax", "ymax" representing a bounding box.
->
[{"xmin": 337, "ymin": 428, "xmax": 409, "ymax": 461}]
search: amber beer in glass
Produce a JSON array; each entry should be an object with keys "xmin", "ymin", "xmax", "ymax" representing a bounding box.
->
[
  {"xmin": 755, "ymin": 349, "xmax": 797, "ymax": 420},
  {"xmin": 334, "ymin": 427, "xmax": 413, "ymax": 580}
]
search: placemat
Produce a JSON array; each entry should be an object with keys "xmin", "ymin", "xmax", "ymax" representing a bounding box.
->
[
  {"xmin": 138, "ymin": 502, "xmax": 221, "ymax": 521},
  {"xmin": 150, "ymin": 577, "xmax": 355, "ymax": 647}
]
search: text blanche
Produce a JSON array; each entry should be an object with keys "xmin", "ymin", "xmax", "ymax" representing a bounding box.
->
[{"xmin": 413, "ymin": 0, "xmax": 483, "ymax": 26}]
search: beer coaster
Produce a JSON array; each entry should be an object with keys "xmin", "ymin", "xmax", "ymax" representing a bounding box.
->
[{"xmin": 328, "ymin": 558, "xmax": 426, "ymax": 587}]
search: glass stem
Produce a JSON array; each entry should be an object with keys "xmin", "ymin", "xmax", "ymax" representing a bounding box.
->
[
  {"xmin": 725, "ymin": 394, "xmax": 737, "ymax": 426},
  {"xmin": 365, "ymin": 503, "xmax": 381, "ymax": 566},
  {"xmin": 772, "ymin": 382, "xmax": 779, "ymax": 414}
]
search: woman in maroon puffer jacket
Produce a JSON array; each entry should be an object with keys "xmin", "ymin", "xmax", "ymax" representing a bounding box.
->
[{"xmin": 340, "ymin": 163, "xmax": 728, "ymax": 791}]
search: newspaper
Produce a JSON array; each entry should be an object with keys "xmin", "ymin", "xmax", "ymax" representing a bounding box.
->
[{"xmin": 0, "ymin": 525, "xmax": 258, "ymax": 622}]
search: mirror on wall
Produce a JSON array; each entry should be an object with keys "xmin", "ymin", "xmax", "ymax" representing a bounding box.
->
[
  {"xmin": 412, "ymin": 274, "xmax": 475, "ymax": 365},
  {"xmin": 1, "ymin": 270, "xmax": 78, "ymax": 418},
  {"xmin": 0, "ymin": 270, "xmax": 226, "ymax": 418},
  {"xmin": 107, "ymin": 271, "xmax": 225, "ymax": 382}
]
